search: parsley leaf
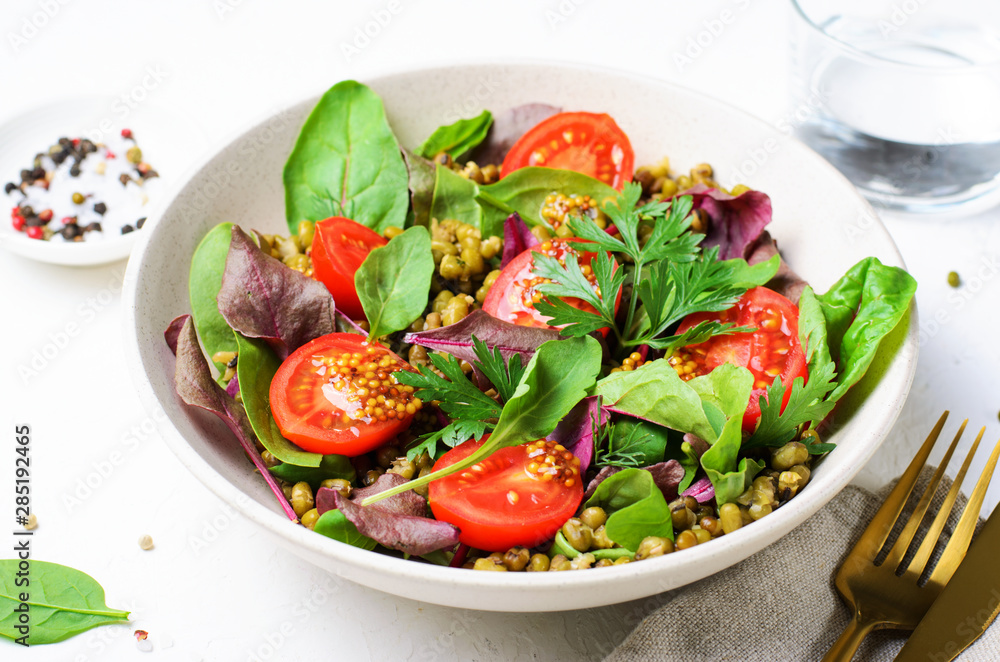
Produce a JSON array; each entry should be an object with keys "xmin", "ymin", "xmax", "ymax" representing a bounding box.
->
[
  {"xmin": 533, "ymin": 249, "xmax": 624, "ymax": 339},
  {"xmin": 405, "ymin": 418, "xmax": 490, "ymax": 461},
  {"xmin": 743, "ymin": 358, "xmax": 838, "ymax": 450},
  {"xmin": 636, "ymin": 246, "xmax": 752, "ymax": 345},
  {"xmin": 470, "ymin": 336, "xmax": 525, "ymax": 403},
  {"xmin": 394, "ymin": 351, "xmax": 501, "ymax": 422}
]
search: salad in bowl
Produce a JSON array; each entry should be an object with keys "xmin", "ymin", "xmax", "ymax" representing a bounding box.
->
[{"xmin": 162, "ymin": 79, "xmax": 916, "ymax": 575}]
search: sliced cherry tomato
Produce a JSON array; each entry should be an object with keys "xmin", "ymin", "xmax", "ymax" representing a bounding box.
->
[
  {"xmin": 500, "ymin": 112, "xmax": 634, "ymax": 190},
  {"xmin": 429, "ymin": 437, "xmax": 584, "ymax": 551},
  {"xmin": 269, "ymin": 333, "xmax": 419, "ymax": 456},
  {"xmin": 674, "ymin": 287, "xmax": 807, "ymax": 433},
  {"xmin": 482, "ymin": 238, "xmax": 620, "ymax": 333},
  {"xmin": 310, "ymin": 217, "xmax": 386, "ymax": 320}
]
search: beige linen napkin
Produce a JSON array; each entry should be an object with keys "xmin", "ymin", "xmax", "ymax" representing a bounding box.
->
[{"xmin": 605, "ymin": 470, "xmax": 997, "ymax": 662}]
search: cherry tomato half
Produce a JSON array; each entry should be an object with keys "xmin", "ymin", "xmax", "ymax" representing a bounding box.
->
[
  {"xmin": 500, "ymin": 112, "xmax": 635, "ymax": 191},
  {"xmin": 269, "ymin": 333, "xmax": 419, "ymax": 456},
  {"xmin": 429, "ymin": 437, "xmax": 584, "ymax": 552},
  {"xmin": 310, "ymin": 217, "xmax": 387, "ymax": 320},
  {"xmin": 483, "ymin": 238, "xmax": 620, "ymax": 333},
  {"xmin": 674, "ymin": 287, "xmax": 807, "ymax": 433}
]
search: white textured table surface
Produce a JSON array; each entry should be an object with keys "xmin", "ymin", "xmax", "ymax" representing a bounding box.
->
[{"xmin": 2, "ymin": 1, "xmax": 999, "ymax": 660}]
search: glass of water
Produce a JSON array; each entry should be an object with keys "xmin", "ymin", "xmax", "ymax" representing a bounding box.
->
[{"xmin": 790, "ymin": 0, "xmax": 1000, "ymax": 213}]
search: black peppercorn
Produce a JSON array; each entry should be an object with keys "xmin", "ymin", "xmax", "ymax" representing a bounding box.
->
[
  {"xmin": 136, "ymin": 217, "xmax": 146, "ymax": 229},
  {"xmin": 121, "ymin": 224, "xmax": 134, "ymax": 234},
  {"xmin": 93, "ymin": 202, "xmax": 107, "ymax": 215},
  {"xmin": 4, "ymin": 182, "xmax": 16, "ymax": 194}
]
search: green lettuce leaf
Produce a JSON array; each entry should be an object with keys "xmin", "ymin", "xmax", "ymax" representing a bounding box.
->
[
  {"xmin": 584, "ymin": 468, "xmax": 674, "ymax": 549},
  {"xmin": 817, "ymin": 257, "xmax": 917, "ymax": 403},
  {"xmin": 188, "ymin": 222, "xmax": 236, "ymax": 381}
]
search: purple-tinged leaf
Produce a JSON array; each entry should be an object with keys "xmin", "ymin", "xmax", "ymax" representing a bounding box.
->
[
  {"xmin": 172, "ymin": 315, "xmax": 297, "ymax": 522},
  {"xmin": 646, "ymin": 460, "xmax": 686, "ymax": 503},
  {"xmin": 225, "ymin": 373, "xmax": 240, "ymax": 398},
  {"xmin": 164, "ymin": 315, "xmax": 187, "ymax": 355},
  {"xmin": 583, "ymin": 466, "xmax": 620, "ymax": 503},
  {"xmin": 315, "ymin": 473, "xmax": 426, "ymax": 517},
  {"xmin": 468, "ymin": 103, "xmax": 562, "ymax": 167},
  {"xmin": 501, "ymin": 212, "xmax": 539, "ymax": 269},
  {"xmin": 217, "ymin": 225, "xmax": 335, "ymax": 360},
  {"xmin": 746, "ymin": 230, "xmax": 808, "ymax": 304},
  {"xmin": 334, "ymin": 309, "xmax": 368, "ymax": 336},
  {"xmin": 547, "ymin": 396, "xmax": 605, "ymax": 474},
  {"xmin": 331, "ymin": 488, "xmax": 459, "ymax": 556},
  {"xmin": 683, "ymin": 432, "xmax": 710, "ymax": 460},
  {"xmin": 682, "ymin": 476, "xmax": 715, "ymax": 504},
  {"xmin": 404, "ymin": 309, "xmax": 561, "ymax": 369},
  {"xmin": 683, "ymin": 184, "xmax": 772, "ymax": 261},
  {"xmin": 402, "ymin": 148, "xmax": 436, "ymax": 228}
]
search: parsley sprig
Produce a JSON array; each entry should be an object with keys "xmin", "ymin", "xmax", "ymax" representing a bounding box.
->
[
  {"xmin": 743, "ymin": 358, "xmax": 838, "ymax": 452},
  {"xmin": 532, "ymin": 182, "xmax": 767, "ymax": 352},
  {"xmin": 393, "ymin": 335, "xmax": 526, "ymax": 461}
]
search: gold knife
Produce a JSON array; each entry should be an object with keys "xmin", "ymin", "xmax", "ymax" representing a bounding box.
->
[{"xmin": 895, "ymin": 504, "xmax": 1000, "ymax": 661}]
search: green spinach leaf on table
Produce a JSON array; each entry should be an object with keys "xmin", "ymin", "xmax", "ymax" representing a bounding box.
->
[
  {"xmin": 283, "ymin": 80, "xmax": 409, "ymax": 234},
  {"xmin": 189, "ymin": 222, "xmax": 236, "ymax": 381},
  {"xmin": 0, "ymin": 560, "xmax": 130, "ymax": 645},
  {"xmin": 416, "ymin": 110, "xmax": 492, "ymax": 161},
  {"xmin": 355, "ymin": 225, "xmax": 434, "ymax": 340}
]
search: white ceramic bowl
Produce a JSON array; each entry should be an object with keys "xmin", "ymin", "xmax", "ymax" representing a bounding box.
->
[{"xmin": 122, "ymin": 63, "xmax": 918, "ymax": 612}]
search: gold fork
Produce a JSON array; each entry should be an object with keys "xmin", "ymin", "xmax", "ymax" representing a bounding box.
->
[{"xmin": 822, "ymin": 411, "xmax": 1000, "ymax": 662}]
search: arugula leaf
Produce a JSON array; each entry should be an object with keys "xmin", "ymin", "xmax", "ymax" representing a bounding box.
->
[
  {"xmin": 364, "ymin": 336, "xmax": 603, "ymax": 505},
  {"xmin": 189, "ymin": 222, "xmax": 236, "ymax": 381},
  {"xmin": 283, "ymin": 80, "xmax": 409, "ymax": 234},
  {"xmin": 235, "ymin": 333, "xmax": 322, "ymax": 467},
  {"xmin": 416, "ymin": 110, "xmax": 493, "ymax": 161},
  {"xmin": 744, "ymin": 360, "xmax": 838, "ymax": 450},
  {"xmin": 470, "ymin": 336, "xmax": 525, "ymax": 403},
  {"xmin": 584, "ymin": 468, "xmax": 674, "ymax": 548},
  {"xmin": 0, "ymin": 561, "xmax": 130, "ymax": 645},
  {"xmin": 355, "ymin": 226, "xmax": 434, "ymax": 340}
]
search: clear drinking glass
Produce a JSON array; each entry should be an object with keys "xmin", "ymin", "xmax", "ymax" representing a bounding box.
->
[{"xmin": 790, "ymin": 0, "xmax": 1000, "ymax": 212}]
